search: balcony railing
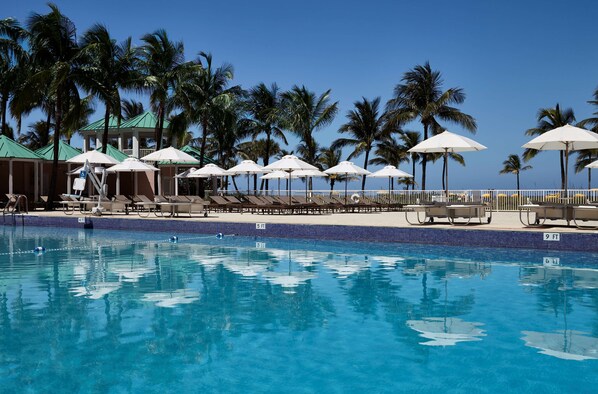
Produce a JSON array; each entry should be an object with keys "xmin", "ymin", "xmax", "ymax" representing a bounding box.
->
[{"xmin": 123, "ymin": 148, "xmax": 155, "ymax": 158}]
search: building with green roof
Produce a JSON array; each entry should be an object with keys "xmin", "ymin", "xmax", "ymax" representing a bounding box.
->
[
  {"xmin": 79, "ymin": 111, "xmax": 171, "ymax": 159},
  {"xmin": 0, "ymin": 135, "xmax": 43, "ymax": 201},
  {"xmin": 35, "ymin": 140, "xmax": 81, "ymax": 161}
]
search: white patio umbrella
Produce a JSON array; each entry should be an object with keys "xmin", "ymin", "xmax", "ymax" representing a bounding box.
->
[
  {"xmin": 175, "ymin": 167, "xmax": 199, "ymax": 178},
  {"xmin": 226, "ymin": 160, "xmax": 268, "ymax": 195},
  {"xmin": 264, "ymin": 155, "xmax": 318, "ymax": 204},
  {"xmin": 67, "ymin": 150, "xmax": 120, "ymax": 165},
  {"xmin": 324, "ymin": 161, "xmax": 371, "ymax": 204},
  {"xmin": 141, "ymin": 147, "xmax": 199, "ymax": 195},
  {"xmin": 261, "ymin": 170, "xmax": 290, "ymax": 196},
  {"xmin": 407, "ymin": 317, "xmax": 487, "ymax": 347},
  {"xmin": 368, "ymin": 165, "xmax": 413, "ymax": 205},
  {"xmin": 523, "ymin": 124, "xmax": 598, "ymax": 198},
  {"xmin": 190, "ymin": 163, "xmax": 228, "ymax": 195},
  {"xmin": 409, "ymin": 130, "xmax": 487, "ymax": 198},
  {"xmin": 107, "ymin": 158, "xmax": 158, "ymax": 196},
  {"xmin": 292, "ymin": 169, "xmax": 328, "ymax": 198}
]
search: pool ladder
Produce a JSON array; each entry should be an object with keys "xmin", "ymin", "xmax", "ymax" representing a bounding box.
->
[{"xmin": 3, "ymin": 194, "xmax": 28, "ymax": 225}]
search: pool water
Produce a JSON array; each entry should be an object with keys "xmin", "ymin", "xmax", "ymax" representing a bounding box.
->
[{"xmin": 0, "ymin": 226, "xmax": 597, "ymax": 393}]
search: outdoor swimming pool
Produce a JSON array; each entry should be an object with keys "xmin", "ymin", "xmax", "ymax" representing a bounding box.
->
[{"xmin": 0, "ymin": 226, "xmax": 597, "ymax": 393}]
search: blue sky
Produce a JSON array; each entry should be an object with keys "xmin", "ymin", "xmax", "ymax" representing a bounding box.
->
[{"xmin": 6, "ymin": 0, "xmax": 598, "ymax": 190}]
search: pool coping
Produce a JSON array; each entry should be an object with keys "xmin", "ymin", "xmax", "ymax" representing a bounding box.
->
[{"xmin": 4, "ymin": 214, "xmax": 597, "ymax": 253}]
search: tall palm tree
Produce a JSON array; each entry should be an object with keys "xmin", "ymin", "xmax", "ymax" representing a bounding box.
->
[
  {"xmin": 281, "ymin": 85, "xmax": 338, "ymax": 165},
  {"xmin": 121, "ymin": 98, "xmax": 144, "ymax": 120},
  {"xmin": 574, "ymin": 150, "xmax": 598, "ymax": 190},
  {"xmin": 369, "ymin": 135, "xmax": 409, "ymax": 190},
  {"xmin": 318, "ymin": 146, "xmax": 342, "ymax": 192},
  {"xmin": 386, "ymin": 62, "xmax": 476, "ymax": 190},
  {"xmin": 27, "ymin": 4, "xmax": 81, "ymax": 210},
  {"xmin": 523, "ymin": 104, "xmax": 576, "ymax": 189},
  {"xmin": 0, "ymin": 18, "xmax": 28, "ymax": 136},
  {"xmin": 333, "ymin": 97, "xmax": 386, "ymax": 190},
  {"xmin": 245, "ymin": 83, "xmax": 287, "ymax": 189},
  {"xmin": 78, "ymin": 24, "xmax": 138, "ymax": 153},
  {"xmin": 499, "ymin": 153, "xmax": 532, "ymax": 191},
  {"xmin": 139, "ymin": 29, "xmax": 190, "ymax": 152}
]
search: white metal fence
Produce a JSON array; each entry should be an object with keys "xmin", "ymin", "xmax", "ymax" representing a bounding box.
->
[{"xmin": 213, "ymin": 188, "xmax": 598, "ymax": 211}]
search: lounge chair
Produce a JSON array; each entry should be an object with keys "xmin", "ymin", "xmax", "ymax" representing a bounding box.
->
[
  {"xmin": 572, "ymin": 203, "xmax": 598, "ymax": 229},
  {"xmin": 518, "ymin": 202, "xmax": 572, "ymax": 227},
  {"xmin": 405, "ymin": 201, "xmax": 492, "ymax": 225}
]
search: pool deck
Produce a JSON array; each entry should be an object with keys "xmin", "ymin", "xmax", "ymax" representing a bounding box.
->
[{"xmin": 4, "ymin": 209, "xmax": 598, "ymax": 252}]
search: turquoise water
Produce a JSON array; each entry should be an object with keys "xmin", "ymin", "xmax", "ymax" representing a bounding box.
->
[{"xmin": 1, "ymin": 226, "xmax": 597, "ymax": 393}]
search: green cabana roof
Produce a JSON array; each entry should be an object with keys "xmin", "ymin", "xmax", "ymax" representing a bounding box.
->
[
  {"xmin": 158, "ymin": 145, "xmax": 217, "ymax": 165},
  {"xmin": 0, "ymin": 135, "xmax": 43, "ymax": 160},
  {"xmin": 35, "ymin": 141, "xmax": 81, "ymax": 161},
  {"xmin": 79, "ymin": 115, "xmax": 121, "ymax": 132},
  {"xmin": 119, "ymin": 111, "xmax": 169, "ymax": 130},
  {"xmin": 95, "ymin": 144, "xmax": 129, "ymax": 162}
]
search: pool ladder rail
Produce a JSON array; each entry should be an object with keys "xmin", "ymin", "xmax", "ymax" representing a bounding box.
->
[{"xmin": 2, "ymin": 194, "xmax": 29, "ymax": 225}]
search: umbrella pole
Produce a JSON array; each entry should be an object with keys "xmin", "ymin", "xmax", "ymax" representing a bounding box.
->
[
  {"xmin": 345, "ymin": 173, "xmax": 348, "ymax": 205},
  {"xmin": 564, "ymin": 143, "xmax": 570, "ymax": 201},
  {"xmin": 288, "ymin": 170, "xmax": 292, "ymax": 205},
  {"xmin": 247, "ymin": 174, "xmax": 250, "ymax": 195},
  {"xmin": 445, "ymin": 149, "xmax": 449, "ymax": 200},
  {"xmin": 388, "ymin": 176, "xmax": 391, "ymax": 208}
]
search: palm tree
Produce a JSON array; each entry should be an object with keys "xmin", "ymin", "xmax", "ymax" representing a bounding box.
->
[
  {"xmin": 245, "ymin": 83, "xmax": 287, "ymax": 189},
  {"xmin": 386, "ymin": 62, "xmax": 476, "ymax": 190},
  {"xmin": 121, "ymin": 98, "xmax": 144, "ymax": 120},
  {"xmin": 499, "ymin": 154, "xmax": 532, "ymax": 191},
  {"xmin": 318, "ymin": 146, "xmax": 342, "ymax": 192},
  {"xmin": 0, "ymin": 18, "xmax": 28, "ymax": 136},
  {"xmin": 139, "ymin": 29, "xmax": 190, "ymax": 152},
  {"xmin": 18, "ymin": 120, "xmax": 51, "ymax": 149},
  {"xmin": 574, "ymin": 150, "xmax": 598, "ymax": 190},
  {"xmin": 369, "ymin": 135, "xmax": 409, "ymax": 190},
  {"xmin": 78, "ymin": 24, "xmax": 138, "ymax": 153},
  {"xmin": 523, "ymin": 104, "xmax": 576, "ymax": 189},
  {"xmin": 281, "ymin": 85, "xmax": 338, "ymax": 165},
  {"xmin": 27, "ymin": 4, "xmax": 81, "ymax": 209},
  {"xmin": 333, "ymin": 97, "xmax": 386, "ymax": 190},
  {"xmin": 400, "ymin": 131, "xmax": 422, "ymax": 190}
]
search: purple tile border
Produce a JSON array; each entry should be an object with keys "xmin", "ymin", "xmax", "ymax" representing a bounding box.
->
[{"xmin": 4, "ymin": 214, "xmax": 598, "ymax": 252}]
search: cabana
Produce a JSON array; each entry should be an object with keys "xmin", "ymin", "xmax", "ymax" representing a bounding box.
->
[{"xmin": 0, "ymin": 135, "xmax": 44, "ymax": 208}]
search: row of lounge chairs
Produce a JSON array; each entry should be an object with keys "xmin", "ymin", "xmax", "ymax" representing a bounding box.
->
[{"xmin": 207, "ymin": 194, "xmax": 401, "ymax": 214}]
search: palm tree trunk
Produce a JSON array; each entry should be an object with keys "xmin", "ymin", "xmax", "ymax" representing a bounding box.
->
[
  {"xmin": 441, "ymin": 156, "xmax": 447, "ymax": 190},
  {"xmin": 46, "ymin": 92, "xmax": 63, "ymax": 211},
  {"xmin": 361, "ymin": 149, "xmax": 370, "ymax": 191},
  {"xmin": 43, "ymin": 111, "xmax": 52, "ymax": 147},
  {"xmin": 516, "ymin": 172, "xmax": 520, "ymax": 192},
  {"xmin": 0, "ymin": 93, "xmax": 7, "ymax": 136},
  {"xmin": 101, "ymin": 105, "xmax": 110, "ymax": 154},
  {"xmin": 198, "ymin": 118, "xmax": 209, "ymax": 196},
  {"xmin": 421, "ymin": 123, "xmax": 428, "ymax": 190},
  {"xmin": 153, "ymin": 102, "xmax": 165, "ymax": 195}
]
